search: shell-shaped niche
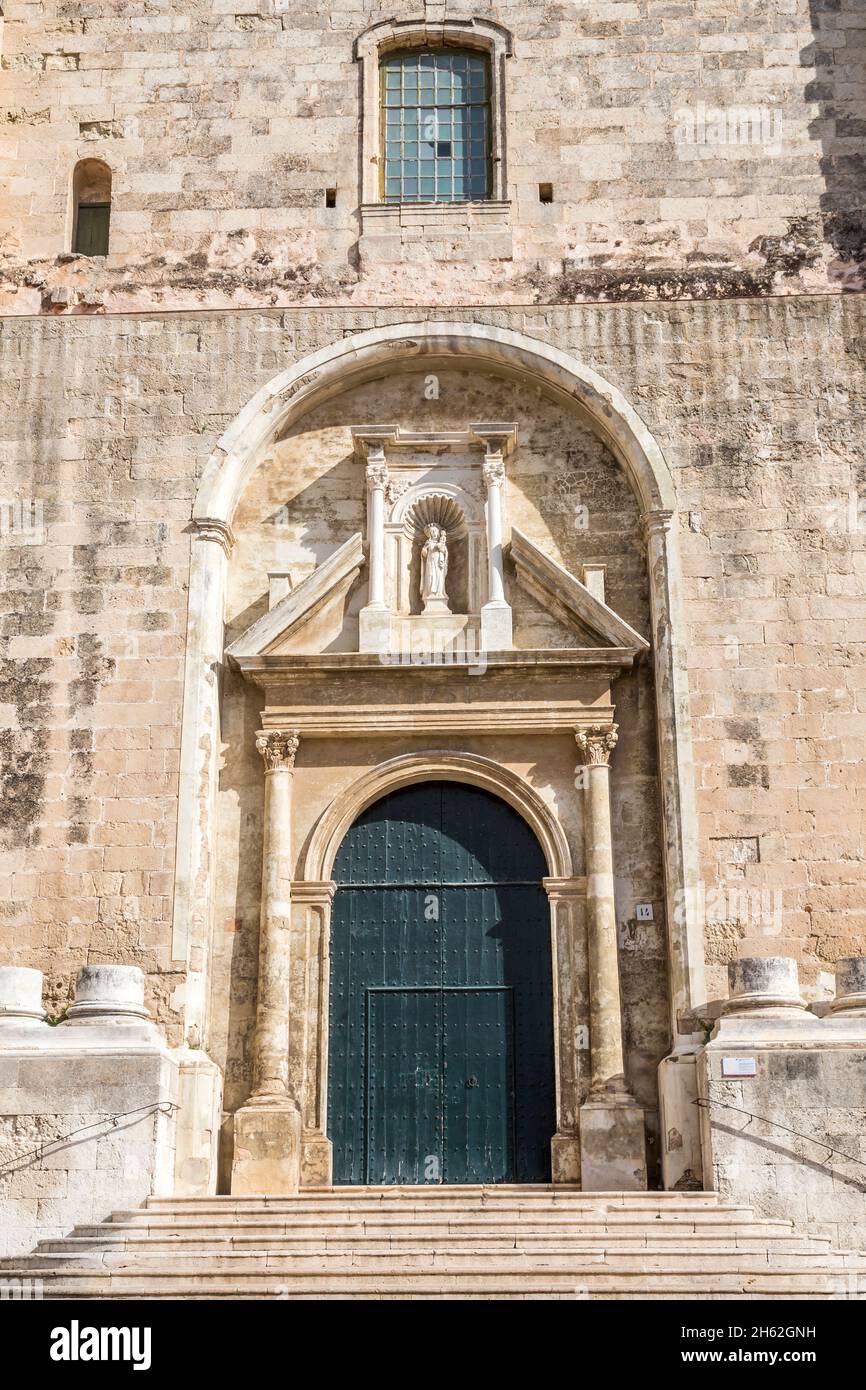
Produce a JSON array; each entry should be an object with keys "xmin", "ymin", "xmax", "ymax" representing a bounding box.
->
[{"xmin": 404, "ymin": 492, "xmax": 469, "ymax": 540}]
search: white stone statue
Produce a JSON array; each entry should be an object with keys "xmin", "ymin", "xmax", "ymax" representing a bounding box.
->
[{"xmin": 421, "ymin": 523, "xmax": 450, "ymax": 613}]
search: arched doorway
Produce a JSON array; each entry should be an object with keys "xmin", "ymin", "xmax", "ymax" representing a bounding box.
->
[{"xmin": 327, "ymin": 781, "xmax": 556, "ymax": 1185}]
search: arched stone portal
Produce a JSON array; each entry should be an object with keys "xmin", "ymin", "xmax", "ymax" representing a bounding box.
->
[{"xmin": 176, "ymin": 321, "xmax": 706, "ymax": 1194}]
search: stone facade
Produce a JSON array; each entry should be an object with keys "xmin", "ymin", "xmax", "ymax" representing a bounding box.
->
[
  {"xmin": 0, "ymin": 2, "xmax": 865, "ymax": 1263},
  {"xmin": 3, "ymin": 299, "xmax": 863, "ymax": 1032},
  {"xmin": 0, "ymin": 1, "xmax": 864, "ymax": 311}
]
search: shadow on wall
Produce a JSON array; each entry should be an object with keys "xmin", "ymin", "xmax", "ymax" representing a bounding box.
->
[{"xmin": 804, "ymin": 0, "xmax": 866, "ymax": 289}]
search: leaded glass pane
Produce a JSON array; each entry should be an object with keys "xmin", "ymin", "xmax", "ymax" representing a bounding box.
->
[{"xmin": 380, "ymin": 48, "xmax": 492, "ymax": 203}]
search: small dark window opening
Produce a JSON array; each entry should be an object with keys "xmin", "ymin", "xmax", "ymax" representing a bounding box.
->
[
  {"xmin": 74, "ymin": 203, "xmax": 110, "ymax": 256},
  {"xmin": 539, "ymin": 183, "xmax": 554, "ymax": 204},
  {"xmin": 72, "ymin": 158, "xmax": 112, "ymax": 256},
  {"xmin": 325, "ymin": 187, "xmax": 337, "ymax": 208}
]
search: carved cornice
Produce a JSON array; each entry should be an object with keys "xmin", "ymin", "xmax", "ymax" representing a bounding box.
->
[
  {"xmin": 575, "ymin": 724, "xmax": 619, "ymax": 767},
  {"xmin": 639, "ymin": 508, "xmax": 674, "ymax": 543},
  {"xmin": 192, "ymin": 516, "xmax": 236, "ymax": 557},
  {"xmin": 543, "ymin": 876, "xmax": 588, "ymax": 902},
  {"xmin": 256, "ymin": 730, "xmax": 300, "ymax": 771},
  {"xmin": 290, "ymin": 880, "xmax": 338, "ymax": 905}
]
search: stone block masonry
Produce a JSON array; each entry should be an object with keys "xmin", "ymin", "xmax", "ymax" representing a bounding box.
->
[{"xmin": 0, "ymin": 1, "xmax": 864, "ymax": 311}]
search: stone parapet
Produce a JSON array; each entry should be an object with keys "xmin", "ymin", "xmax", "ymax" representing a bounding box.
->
[{"xmin": 697, "ymin": 957, "xmax": 866, "ymax": 1250}]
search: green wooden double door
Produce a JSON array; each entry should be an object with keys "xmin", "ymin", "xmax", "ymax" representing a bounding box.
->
[{"xmin": 328, "ymin": 782, "xmax": 556, "ymax": 1185}]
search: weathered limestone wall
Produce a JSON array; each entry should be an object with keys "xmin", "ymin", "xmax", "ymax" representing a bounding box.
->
[
  {"xmin": 1, "ymin": 296, "xmax": 864, "ymax": 1051},
  {"xmin": 1, "ymin": 1, "xmax": 864, "ymax": 311}
]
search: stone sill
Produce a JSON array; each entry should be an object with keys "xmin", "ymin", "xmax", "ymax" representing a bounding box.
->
[{"xmin": 359, "ymin": 200, "xmax": 513, "ymax": 263}]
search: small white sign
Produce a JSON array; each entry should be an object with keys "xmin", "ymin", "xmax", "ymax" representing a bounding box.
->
[
  {"xmin": 635, "ymin": 903, "xmax": 654, "ymax": 921},
  {"xmin": 722, "ymin": 1056, "xmax": 757, "ymax": 1078}
]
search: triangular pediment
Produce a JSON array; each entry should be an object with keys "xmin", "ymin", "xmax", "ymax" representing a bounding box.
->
[
  {"xmin": 226, "ymin": 532, "xmax": 365, "ymax": 660},
  {"xmin": 509, "ymin": 528, "xmax": 650, "ymax": 656}
]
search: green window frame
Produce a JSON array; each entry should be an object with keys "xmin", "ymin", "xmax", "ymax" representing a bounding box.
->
[
  {"xmin": 74, "ymin": 203, "xmax": 110, "ymax": 257},
  {"xmin": 380, "ymin": 48, "xmax": 492, "ymax": 204}
]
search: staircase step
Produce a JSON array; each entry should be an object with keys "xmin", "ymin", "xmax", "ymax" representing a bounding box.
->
[
  {"xmin": 35, "ymin": 1231, "xmax": 824, "ymax": 1255},
  {"xmin": 114, "ymin": 1205, "xmax": 774, "ymax": 1226},
  {"xmin": 141, "ymin": 1190, "xmax": 725, "ymax": 1211},
  {"xmin": 4, "ymin": 1268, "xmax": 859, "ymax": 1297},
  {"xmin": 17, "ymin": 1251, "xmax": 858, "ymax": 1275}
]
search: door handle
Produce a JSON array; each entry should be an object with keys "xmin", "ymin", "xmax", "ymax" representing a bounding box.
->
[{"xmin": 466, "ymin": 1075, "xmax": 478, "ymax": 1088}]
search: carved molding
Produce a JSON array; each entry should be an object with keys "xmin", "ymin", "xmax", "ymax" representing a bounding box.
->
[
  {"xmin": 256, "ymin": 730, "xmax": 300, "ymax": 771},
  {"xmin": 575, "ymin": 724, "xmax": 619, "ymax": 767},
  {"xmin": 192, "ymin": 516, "xmax": 236, "ymax": 558},
  {"xmin": 482, "ymin": 456, "xmax": 506, "ymax": 489},
  {"xmin": 366, "ymin": 459, "xmax": 389, "ymax": 491},
  {"xmin": 640, "ymin": 508, "xmax": 675, "ymax": 543}
]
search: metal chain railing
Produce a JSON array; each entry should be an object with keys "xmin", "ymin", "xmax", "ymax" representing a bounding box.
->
[
  {"xmin": 694, "ymin": 1095, "xmax": 866, "ymax": 1171},
  {"xmin": 0, "ymin": 1101, "xmax": 178, "ymax": 1178}
]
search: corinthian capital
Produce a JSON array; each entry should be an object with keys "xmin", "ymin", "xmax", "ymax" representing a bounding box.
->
[
  {"xmin": 482, "ymin": 455, "xmax": 505, "ymax": 489},
  {"xmin": 256, "ymin": 730, "xmax": 300, "ymax": 771},
  {"xmin": 366, "ymin": 458, "xmax": 389, "ymax": 491},
  {"xmin": 575, "ymin": 724, "xmax": 619, "ymax": 767}
]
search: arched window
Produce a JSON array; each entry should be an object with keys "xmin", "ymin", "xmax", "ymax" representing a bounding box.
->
[
  {"xmin": 380, "ymin": 48, "xmax": 491, "ymax": 203},
  {"xmin": 72, "ymin": 159, "xmax": 111, "ymax": 256}
]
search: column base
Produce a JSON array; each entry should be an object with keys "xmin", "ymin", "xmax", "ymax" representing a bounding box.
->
[
  {"xmin": 658, "ymin": 1050, "xmax": 703, "ymax": 1191},
  {"xmin": 550, "ymin": 1132, "xmax": 581, "ymax": 1184},
  {"xmin": 579, "ymin": 1095, "xmax": 647, "ymax": 1191},
  {"xmin": 173, "ymin": 1047, "xmax": 223, "ymax": 1197},
  {"xmin": 480, "ymin": 601, "xmax": 512, "ymax": 651},
  {"xmin": 301, "ymin": 1132, "xmax": 333, "ymax": 1187},
  {"xmin": 231, "ymin": 1099, "xmax": 301, "ymax": 1195},
  {"xmin": 359, "ymin": 605, "xmax": 391, "ymax": 654}
]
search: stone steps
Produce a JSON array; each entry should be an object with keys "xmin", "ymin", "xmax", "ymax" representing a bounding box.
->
[
  {"xmin": 100, "ymin": 1212, "xmax": 790, "ymax": 1232},
  {"xmin": 140, "ymin": 1187, "xmax": 720, "ymax": 1209},
  {"xmin": 38, "ymin": 1228, "xmax": 828, "ymax": 1251},
  {"xmin": 2, "ymin": 1187, "xmax": 862, "ymax": 1300},
  {"xmin": 21, "ymin": 1251, "xmax": 859, "ymax": 1275}
]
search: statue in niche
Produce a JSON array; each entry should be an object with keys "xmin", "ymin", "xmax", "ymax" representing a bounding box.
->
[{"xmin": 420, "ymin": 523, "xmax": 450, "ymax": 613}]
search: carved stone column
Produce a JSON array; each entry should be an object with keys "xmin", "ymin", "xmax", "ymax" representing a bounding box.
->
[
  {"xmin": 481, "ymin": 450, "xmax": 513, "ymax": 650},
  {"xmin": 359, "ymin": 450, "xmax": 391, "ymax": 653},
  {"xmin": 291, "ymin": 879, "xmax": 337, "ymax": 1187},
  {"xmin": 231, "ymin": 729, "xmax": 302, "ymax": 1195},
  {"xmin": 366, "ymin": 452, "xmax": 388, "ymax": 608},
  {"xmin": 543, "ymin": 876, "xmax": 589, "ymax": 1184},
  {"xmin": 173, "ymin": 516, "xmax": 235, "ymax": 1051},
  {"xmin": 640, "ymin": 506, "xmax": 706, "ymax": 1191},
  {"xmin": 575, "ymin": 724, "xmax": 647, "ymax": 1190}
]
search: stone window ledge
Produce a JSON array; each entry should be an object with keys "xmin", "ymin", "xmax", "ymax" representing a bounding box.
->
[{"xmin": 359, "ymin": 200, "xmax": 513, "ymax": 264}]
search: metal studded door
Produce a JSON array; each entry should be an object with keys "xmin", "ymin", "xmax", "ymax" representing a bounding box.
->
[{"xmin": 328, "ymin": 782, "xmax": 556, "ymax": 1184}]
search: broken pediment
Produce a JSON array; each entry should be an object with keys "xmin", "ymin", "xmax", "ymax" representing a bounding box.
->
[
  {"xmin": 226, "ymin": 531, "xmax": 365, "ymax": 661},
  {"xmin": 509, "ymin": 528, "xmax": 650, "ymax": 659}
]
